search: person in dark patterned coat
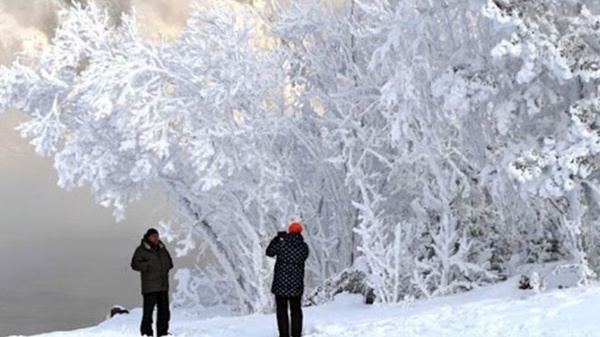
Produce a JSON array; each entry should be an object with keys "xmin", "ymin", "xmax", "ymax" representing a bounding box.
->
[{"xmin": 266, "ymin": 221, "xmax": 310, "ymax": 337}]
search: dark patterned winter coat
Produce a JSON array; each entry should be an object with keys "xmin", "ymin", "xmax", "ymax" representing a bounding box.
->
[
  {"xmin": 266, "ymin": 233, "xmax": 309, "ymax": 297},
  {"xmin": 131, "ymin": 239, "xmax": 174, "ymax": 294}
]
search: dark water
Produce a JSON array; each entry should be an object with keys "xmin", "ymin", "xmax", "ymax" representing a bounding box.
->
[{"xmin": 0, "ymin": 236, "xmax": 147, "ymax": 336}]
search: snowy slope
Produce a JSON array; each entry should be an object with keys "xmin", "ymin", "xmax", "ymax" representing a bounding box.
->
[{"xmin": 12, "ymin": 273, "xmax": 600, "ymax": 337}]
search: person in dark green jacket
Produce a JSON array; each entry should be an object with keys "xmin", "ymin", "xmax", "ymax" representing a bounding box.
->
[{"xmin": 131, "ymin": 228, "xmax": 174, "ymax": 337}]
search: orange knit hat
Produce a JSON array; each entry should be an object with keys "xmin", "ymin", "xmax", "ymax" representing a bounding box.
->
[{"xmin": 288, "ymin": 221, "xmax": 304, "ymax": 234}]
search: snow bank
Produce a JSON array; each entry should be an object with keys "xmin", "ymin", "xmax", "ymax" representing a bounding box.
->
[{"xmin": 12, "ymin": 275, "xmax": 600, "ymax": 337}]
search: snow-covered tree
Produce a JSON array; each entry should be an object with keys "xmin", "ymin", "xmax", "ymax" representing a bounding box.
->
[
  {"xmin": 485, "ymin": 0, "xmax": 600, "ymax": 283},
  {"xmin": 5, "ymin": 0, "xmax": 600, "ymax": 313}
]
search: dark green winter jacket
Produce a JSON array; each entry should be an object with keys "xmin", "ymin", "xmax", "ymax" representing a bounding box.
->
[{"xmin": 131, "ymin": 239, "xmax": 174, "ymax": 294}]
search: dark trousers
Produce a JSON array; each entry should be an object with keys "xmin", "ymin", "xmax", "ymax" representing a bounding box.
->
[
  {"xmin": 275, "ymin": 296, "xmax": 303, "ymax": 337},
  {"xmin": 141, "ymin": 291, "xmax": 170, "ymax": 336}
]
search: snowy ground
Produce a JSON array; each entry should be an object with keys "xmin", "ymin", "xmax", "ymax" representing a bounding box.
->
[{"xmin": 12, "ymin": 273, "xmax": 600, "ymax": 337}]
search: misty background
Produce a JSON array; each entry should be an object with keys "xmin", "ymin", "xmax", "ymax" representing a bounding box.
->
[{"xmin": 0, "ymin": 1, "xmax": 194, "ymax": 335}]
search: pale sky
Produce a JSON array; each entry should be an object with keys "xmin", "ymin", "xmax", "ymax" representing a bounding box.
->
[
  {"xmin": 0, "ymin": 0, "xmax": 194, "ymax": 62},
  {"xmin": 0, "ymin": 0, "xmax": 191, "ymax": 236},
  {"xmin": 0, "ymin": 111, "xmax": 165, "ymax": 239}
]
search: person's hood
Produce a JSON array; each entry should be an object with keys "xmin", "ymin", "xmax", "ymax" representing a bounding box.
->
[{"xmin": 141, "ymin": 239, "xmax": 166, "ymax": 251}]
